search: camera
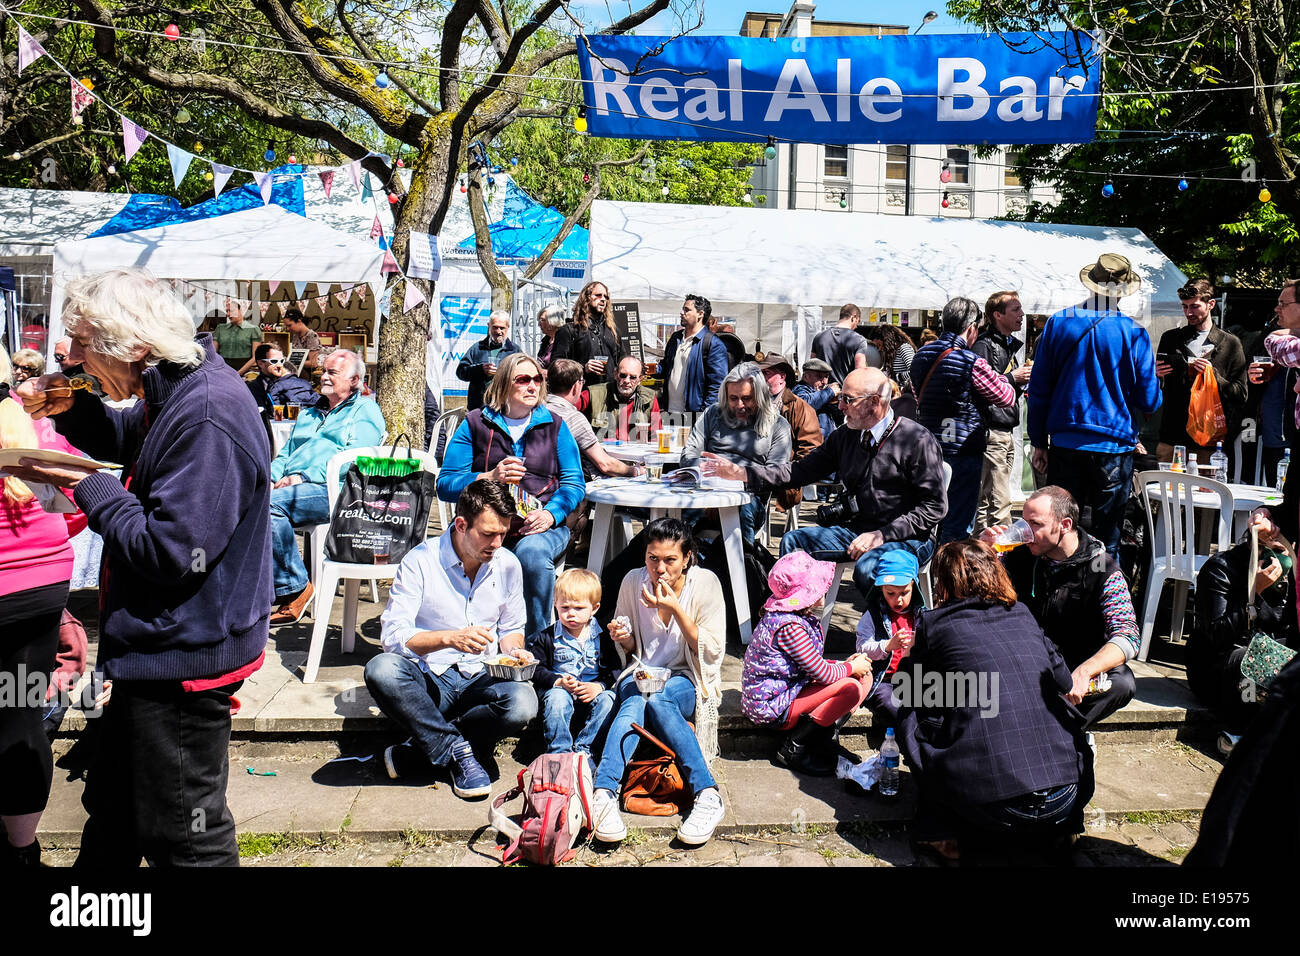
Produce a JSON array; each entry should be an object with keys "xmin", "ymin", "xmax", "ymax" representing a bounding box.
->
[{"xmin": 815, "ymin": 484, "xmax": 860, "ymax": 526}]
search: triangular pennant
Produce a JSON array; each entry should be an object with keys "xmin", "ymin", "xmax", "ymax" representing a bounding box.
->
[
  {"xmin": 360, "ymin": 175, "xmax": 373, "ymax": 201},
  {"xmin": 70, "ymin": 79, "xmax": 94, "ymax": 121},
  {"xmin": 335, "ymin": 288, "xmax": 352, "ymax": 310},
  {"xmin": 349, "ymin": 160, "xmax": 362, "ymax": 191},
  {"xmin": 369, "ymin": 215, "xmax": 383, "ymax": 240},
  {"xmin": 296, "ymin": 299, "xmax": 309, "ymax": 312},
  {"xmin": 318, "ymin": 170, "xmax": 335, "ymax": 198},
  {"xmin": 381, "ymin": 250, "xmax": 399, "ymax": 274},
  {"xmin": 17, "ymin": 26, "xmax": 46, "ymax": 75},
  {"xmin": 294, "ymin": 281, "xmax": 310, "ymax": 299},
  {"xmin": 355, "ymin": 285, "xmax": 369, "ymax": 304},
  {"xmin": 403, "ymin": 281, "xmax": 426, "ymax": 311},
  {"xmin": 268, "ymin": 280, "xmax": 281, "ymax": 296},
  {"xmin": 166, "ymin": 143, "xmax": 194, "ymax": 189},
  {"xmin": 212, "ymin": 163, "xmax": 234, "ymax": 197},
  {"xmin": 121, "ymin": 118, "xmax": 148, "ymax": 164},
  {"xmin": 315, "ymin": 295, "xmax": 329, "ymax": 310},
  {"xmin": 253, "ymin": 171, "xmax": 273, "ymax": 204}
]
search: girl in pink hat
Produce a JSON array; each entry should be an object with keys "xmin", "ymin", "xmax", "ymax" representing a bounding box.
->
[{"xmin": 741, "ymin": 551, "xmax": 873, "ymax": 776}]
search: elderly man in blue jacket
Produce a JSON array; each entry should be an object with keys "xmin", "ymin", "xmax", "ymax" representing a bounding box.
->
[
  {"xmin": 269, "ymin": 349, "xmax": 385, "ymax": 624},
  {"xmin": 659, "ymin": 294, "xmax": 730, "ymax": 421}
]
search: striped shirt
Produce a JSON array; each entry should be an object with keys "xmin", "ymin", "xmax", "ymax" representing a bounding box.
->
[
  {"xmin": 970, "ymin": 355, "xmax": 1017, "ymax": 407},
  {"xmin": 1100, "ymin": 568, "xmax": 1141, "ymax": 660},
  {"xmin": 772, "ymin": 621, "xmax": 852, "ymax": 685},
  {"xmin": 1265, "ymin": 330, "xmax": 1300, "ymax": 427}
]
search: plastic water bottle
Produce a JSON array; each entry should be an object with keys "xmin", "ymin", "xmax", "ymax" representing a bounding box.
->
[
  {"xmin": 1211, "ymin": 442, "xmax": 1228, "ymax": 483},
  {"xmin": 1187, "ymin": 453, "xmax": 1199, "ymax": 481},
  {"xmin": 1278, "ymin": 450, "xmax": 1291, "ymax": 493},
  {"xmin": 878, "ymin": 728, "xmax": 900, "ymax": 796}
]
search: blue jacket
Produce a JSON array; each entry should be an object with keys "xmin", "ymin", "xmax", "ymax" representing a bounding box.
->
[
  {"xmin": 271, "ymin": 392, "xmax": 386, "ymax": 484},
  {"xmin": 456, "ymin": 336, "xmax": 522, "ymax": 410},
  {"xmin": 437, "ymin": 404, "xmax": 586, "ymax": 524},
  {"xmin": 57, "ymin": 336, "xmax": 271, "ymax": 681},
  {"xmin": 1028, "ymin": 307, "xmax": 1161, "ymax": 453},
  {"xmin": 911, "ymin": 331, "xmax": 986, "ymax": 458},
  {"xmin": 792, "ymin": 381, "xmax": 837, "ymax": 438},
  {"xmin": 659, "ymin": 327, "xmax": 729, "ymax": 413}
]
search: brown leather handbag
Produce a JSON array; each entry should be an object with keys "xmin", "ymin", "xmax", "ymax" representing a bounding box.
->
[{"xmin": 621, "ymin": 722, "xmax": 689, "ymax": 816}]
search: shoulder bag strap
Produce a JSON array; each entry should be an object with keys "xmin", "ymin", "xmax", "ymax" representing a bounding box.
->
[{"xmin": 916, "ymin": 346, "xmax": 957, "ymax": 405}]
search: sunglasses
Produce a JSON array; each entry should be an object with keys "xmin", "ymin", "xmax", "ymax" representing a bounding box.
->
[
  {"xmin": 616, "ymin": 372, "xmax": 640, "ymax": 380},
  {"xmin": 14, "ymin": 365, "xmax": 40, "ymax": 374},
  {"xmin": 512, "ymin": 374, "xmax": 544, "ymax": 386},
  {"xmin": 54, "ymin": 354, "xmax": 68, "ymax": 362},
  {"xmin": 263, "ymin": 358, "xmax": 285, "ymax": 366}
]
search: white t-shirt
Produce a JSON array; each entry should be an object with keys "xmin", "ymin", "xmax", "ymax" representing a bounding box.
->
[
  {"xmin": 633, "ymin": 568, "xmax": 692, "ymax": 673},
  {"xmin": 502, "ymin": 413, "xmax": 530, "ymax": 445},
  {"xmin": 1185, "ymin": 328, "xmax": 1212, "ymax": 360},
  {"xmin": 667, "ymin": 330, "xmax": 700, "ymax": 413}
]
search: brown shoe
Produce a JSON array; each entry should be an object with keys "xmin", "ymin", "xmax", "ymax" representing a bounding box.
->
[{"xmin": 270, "ymin": 582, "xmax": 314, "ymax": 626}]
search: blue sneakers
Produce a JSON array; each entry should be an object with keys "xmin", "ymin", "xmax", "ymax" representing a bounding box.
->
[{"xmin": 449, "ymin": 739, "xmax": 492, "ymax": 799}]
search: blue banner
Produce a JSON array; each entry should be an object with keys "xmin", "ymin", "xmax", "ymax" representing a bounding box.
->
[{"xmin": 577, "ymin": 32, "xmax": 1099, "ymax": 145}]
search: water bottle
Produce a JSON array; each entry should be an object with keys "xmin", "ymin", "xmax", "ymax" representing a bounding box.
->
[
  {"xmin": 1187, "ymin": 453, "xmax": 1199, "ymax": 481},
  {"xmin": 878, "ymin": 728, "xmax": 900, "ymax": 796},
  {"xmin": 1211, "ymin": 442, "xmax": 1228, "ymax": 483},
  {"xmin": 1278, "ymin": 450, "xmax": 1291, "ymax": 493}
]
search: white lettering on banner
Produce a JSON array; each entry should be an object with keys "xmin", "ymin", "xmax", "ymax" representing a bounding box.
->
[
  {"xmin": 858, "ymin": 77, "xmax": 903, "ymax": 122},
  {"xmin": 591, "ymin": 57, "xmax": 635, "ymax": 116},
  {"xmin": 764, "ymin": 59, "xmax": 831, "ymax": 123},
  {"xmin": 997, "ymin": 75, "xmax": 1045, "ymax": 121},
  {"xmin": 937, "ymin": 58, "xmax": 989, "ymax": 121},
  {"xmin": 1047, "ymin": 74, "xmax": 1087, "ymax": 121},
  {"xmin": 682, "ymin": 77, "xmax": 724, "ymax": 121},
  {"xmin": 640, "ymin": 77, "xmax": 678, "ymax": 120},
  {"xmin": 836, "ymin": 58, "xmax": 852, "ymax": 122},
  {"xmin": 728, "ymin": 60, "xmax": 744, "ymax": 120}
]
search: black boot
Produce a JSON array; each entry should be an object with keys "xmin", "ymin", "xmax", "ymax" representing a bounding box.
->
[
  {"xmin": 801, "ymin": 722, "xmax": 840, "ymax": 776},
  {"xmin": 2, "ymin": 838, "xmax": 42, "ymax": 868},
  {"xmin": 774, "ymin": 716, "xmax": 819, "ymax": 771},
  {"xmin": 775, "ymin": 717, "xmax": 838, "ymax": 777}
]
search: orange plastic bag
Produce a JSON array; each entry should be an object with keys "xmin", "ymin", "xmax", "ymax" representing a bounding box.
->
[{"xmin": 1187, "ymin": 365, "xmax": 1227, "ymax": 446}]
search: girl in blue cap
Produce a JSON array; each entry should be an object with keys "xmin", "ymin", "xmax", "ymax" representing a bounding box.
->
[{"xmin": 856, "ymin": 549, "xmax": 926, "ymax": 712}]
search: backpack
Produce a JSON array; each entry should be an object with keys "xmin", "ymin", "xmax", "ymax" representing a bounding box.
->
[{"xmin": 488, "ymin": 752, "xmax": 595, "ymax": 865}]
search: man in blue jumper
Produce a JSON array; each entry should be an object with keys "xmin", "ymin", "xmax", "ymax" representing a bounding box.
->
[
  {"xmin": 660, "ymin": 294, "xmax": 730, "ymax": 422},
  {"xmin": 1027, "ymin": 253, "xmax": 1162, "ymax": 556}
]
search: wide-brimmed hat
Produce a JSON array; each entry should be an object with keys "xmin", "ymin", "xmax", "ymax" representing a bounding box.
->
[
  {"xmin": 873, "ymin": 549, "xmax": 920, "ymax": 588},
  {"xmin": 1079, "ymin": 252, "xmax": 1142, "ymax": 298},
  {"xmin": 758, "ymin": 353, "xmax": 797, "ymax": 381},
  {"xmin": 801, "ymin": 357, "xmax": 832, "ymax": 376},
  {"xmin": 764, "ymin": 552, "xmax": 836, "ymax": 613}
]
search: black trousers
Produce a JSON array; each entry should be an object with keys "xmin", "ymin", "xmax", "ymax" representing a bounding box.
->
[
  {"xmin": 1076, "ymin": 663, "xmax": 1138, "ymax": 730},
  {"xmin": 0, "ymin": 582, "xmax": 67, "ymax": 816},
  {"xmin": 76, "ymin": 678, "xmax": 242, "ymax": 867}
]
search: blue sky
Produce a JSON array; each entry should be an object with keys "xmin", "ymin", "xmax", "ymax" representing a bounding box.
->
[{"xmin": 635, "ymin": 0, "xmax": 979, "ymax": 36}]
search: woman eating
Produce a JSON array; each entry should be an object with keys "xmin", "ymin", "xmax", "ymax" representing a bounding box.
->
[
  {"xmin": 437, "ymin": 352, "xmax": 585, "ymax": 635},
  {"xmin": 590, "ymin": 518, "xmax": 727, "ymax": 847}
]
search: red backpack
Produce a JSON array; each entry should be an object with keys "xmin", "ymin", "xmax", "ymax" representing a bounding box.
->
[{"xmin": 488, "ymin": 753, "xmax": 594, "ymax": 865}]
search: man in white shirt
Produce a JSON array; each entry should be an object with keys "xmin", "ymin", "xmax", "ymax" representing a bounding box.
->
[
  {"xmin": 660, "ymin": 294, "xmax": 729, "ymax": 416},
  {"xmin": 364, "ymin": 480, "xmax": 538, "ymax": 799}
]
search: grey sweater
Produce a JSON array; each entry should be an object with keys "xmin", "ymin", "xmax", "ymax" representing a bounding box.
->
[{"xmin": 680, "ymin": 404, "xmax": 792, "ymax": 471}]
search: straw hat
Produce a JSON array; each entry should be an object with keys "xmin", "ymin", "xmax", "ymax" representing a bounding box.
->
[{"xmin": 1079, "ymin": 252, "xmax": 1142, "ymax": 298}]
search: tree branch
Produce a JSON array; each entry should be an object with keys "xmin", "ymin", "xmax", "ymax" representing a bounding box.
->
[
  {"xmin": 475, "ymin": 0, "xmax": 512, "ymax": 60},
  {"xmin": 336, "ymin": 0, "xmax": 439, "ymax": 116},
  {"xmin": 440, "ymin": 0, "xmax": 479, "ymax": 115},
  {"xmin": 466, "ymin": 160, "xmax": 511, "ymax": 308}
]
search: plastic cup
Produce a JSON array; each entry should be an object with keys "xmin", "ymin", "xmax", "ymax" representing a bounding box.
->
[
  {"xmin": 993, "ymin": 518, "xmax": 1035, "ymax": 552},
  {"xmin": 273, "ymin": 405, "xmax": 285, "ymax": 421},
  {"xmin": 657, "ymin": 430, "xmax": 672, "ymax": 454},
  {"xmin": 286, "ymin": 404, "xmax": 301, "ymax": 421},
  {"xmin": 644, "ymin": 452, "xmax": 666, "ymax": 482},
  {"xmin": 676, "ymin": 425, "xmax": 691, "ymax": 448}
]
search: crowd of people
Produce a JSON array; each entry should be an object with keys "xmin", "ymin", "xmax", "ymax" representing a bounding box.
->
[{"xmin": 2, "ymin": 260, "xmax": 1297, "ymax": 867}]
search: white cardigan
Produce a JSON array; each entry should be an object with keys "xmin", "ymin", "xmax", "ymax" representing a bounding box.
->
[{"xmin": 613, "ymin": 565, "xmax": 726, "ymax": 701}]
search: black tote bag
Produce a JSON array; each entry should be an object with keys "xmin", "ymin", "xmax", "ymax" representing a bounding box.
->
[{"xmin": 324, "ymin": 435, "xmax": 437, "ymax": 565}]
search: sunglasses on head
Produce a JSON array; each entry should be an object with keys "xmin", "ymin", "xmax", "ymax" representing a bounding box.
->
[{"xmin": 513, "ymin": 373, "xmax": 544, "ymax": 386}]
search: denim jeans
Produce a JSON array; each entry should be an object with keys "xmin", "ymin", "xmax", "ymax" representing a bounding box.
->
[
  {"xmin": 592, "ymin": 675, "xmax": 716, "ymax": 795},
  {"xmin": 510, "ymin": 524, "xmax": 571, "ymax": 635},
  {"xmin": 541, "ymin": 686, "xmax": 616, "ymax": 755},
  {"xmin": 270, "ymin": 481, "xmax": 331, "ymax": 599},
  {"xmin": 1047, "ymin": 446, "xmax": 1135, "ymax": 556},
  {"xmin": 939, "ymin": 452, "xmax": 984, "ymax": 544},
  {"xmin": 779, "ymin": 526, "xmax": 935, "ymax": 599},
  {"xmin": 364, "ymin": 653, "xmax": 538, "ymax": 766}
]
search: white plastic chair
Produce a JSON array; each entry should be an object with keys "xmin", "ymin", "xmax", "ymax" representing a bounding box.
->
[
  {"xmin": 428, "ymin": 408, "xmax": 467, "ymax": 532},
  {"xmin": 1231, "ymin": 429, "xmax": 1265, "ymax": 486},
  {"xmin": 303, "ymin": 445, "xmax": 438, "ymax": 683},
  {"xmin": 1136, "ymin": 470, "xmax": 1234, "ymax": 662}
]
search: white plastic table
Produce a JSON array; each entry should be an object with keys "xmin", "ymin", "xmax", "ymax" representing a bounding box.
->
[
  {"xmin": 599, "ymin": 440, "xmax": 682, "ymax": 464},
  {"xmin": 584, "ymin": 476, "xmax": 756, "ymax": 643},
  {"xmin": 1144, "ymin": 480, "xmax": 1280, "ymax": 540}
]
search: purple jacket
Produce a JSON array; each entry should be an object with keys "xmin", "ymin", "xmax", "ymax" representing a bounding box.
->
[{"xmin": 741, "ymin": 610, "xmax": 821, "ymax": 725}]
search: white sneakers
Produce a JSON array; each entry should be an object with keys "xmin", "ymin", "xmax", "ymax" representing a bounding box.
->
[
  {"xmin": 592, "ymin": 786, "xmax": 727, "ymax": 847},
  {"xmin": 677, "ymin": 788, "xmax": 725, "ymax": 846},
  {"xmin": 592, "ymin": 789, "xmax": 628, "ymax": 843}
]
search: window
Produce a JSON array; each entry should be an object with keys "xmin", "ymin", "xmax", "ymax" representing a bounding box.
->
[
  {"xmin": 885, "ymin": 144, "xmax": 908, "ymax": 182},
  {"xmin": 1004, "ymin": 150, "xmax": 1022, "ymax": 187},
  {"xmin": 946, "ymin": 147, "xmax": 970, "ymax": 185},
  {"xmin": 823, "ymin": 144, "xmax": 849, "ymax": 179}
]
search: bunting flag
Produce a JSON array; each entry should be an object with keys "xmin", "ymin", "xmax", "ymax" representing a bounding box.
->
[
  {"xmin": 17, "ymin": 26, "xmax": 46, "ymax": 75},
  {"xmin": 253, "ymin": 171, "xmax": 273, "ymax": 204},
  {"xmin": 335, "ymin": 288, "xmax": 352, "ymax": 310},
  {"xmin": 403, "ymin": 281, "xmax": 426, "ymax": 311},
  {"xmin": 121, "ymin": 117, "xmax": 148, "ymax": 164},
  {"xmin": 355, "ymin": 285, "xmax": 369, "ymax": 304},
  {"xmin": 381, "ymin": 250, "xmax": 400, "ymax": 274},
  {"xmin": 360, "ymin": 174, "xmax": 373, "ymax": 201},
  {"xmin": 166, "ymin": 143, "xmax": 194, "ymax": 188},
  {"xmin": 315, "ymin": 295, "xmax": 329, "ymax": 310},
  {"xmin": 259, "ymin": 301, "xmax": 270, "ymax": 319},
  {"xmin": 349, "ymin": 160, "xmax": 362, "ymax": 191},
  {"xmin": 296, "ymin": 299, "xmax": 309, "ymax": 312},
  {"xmin": 293, "ymin": 281, "xmax": 310, "ymax": 299},
  {"xmin": 70, "ymin": 79, "xmax": 94, "ymax": 122},
  {"xmin": 211, "ymin": 163, "xmax": 234, "ymax": 197},
  {"xmin": 369, "ymin": 215, "xmax": 383, "ymax": 240},
  {"xmin": 268, "ymin": 280, "xmax": 281, "ymax": 296},
  {"xmin": 318, "ymin": 170, "xmax": 334, "ymax": 198}
]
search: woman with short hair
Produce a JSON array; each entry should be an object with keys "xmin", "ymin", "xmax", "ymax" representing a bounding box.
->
[
  {"xmin": 9, "ymin": 349, "xmax": 46, "ymax": 385},
  {"xmin": 877, "ymin": 539, "xmax": 1092, "ymax": 862}
]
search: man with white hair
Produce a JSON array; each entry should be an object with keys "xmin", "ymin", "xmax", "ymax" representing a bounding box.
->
[
  {"xmin": 14, "ymin": 267, "xmax": 271, "ymax": 866},
  {"xmin": 267, "ymin": 348, "xmax": 385, "ymax": 624},
  {"xmin": 457, "ymin": 311, "xmax": 521, "ymax": 410},
  {"xmin": 680, "ymin": 362, "xmax": 792, "ymax": 543}
]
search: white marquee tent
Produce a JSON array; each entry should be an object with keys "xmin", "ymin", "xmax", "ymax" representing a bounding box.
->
[
  {"xmin": 589, "ymin": 200, "xmax": 1190, "ymax": 355},
  {"xmin": 48, "ymin": 204, "xmax": 387, "ymax": 353}
]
